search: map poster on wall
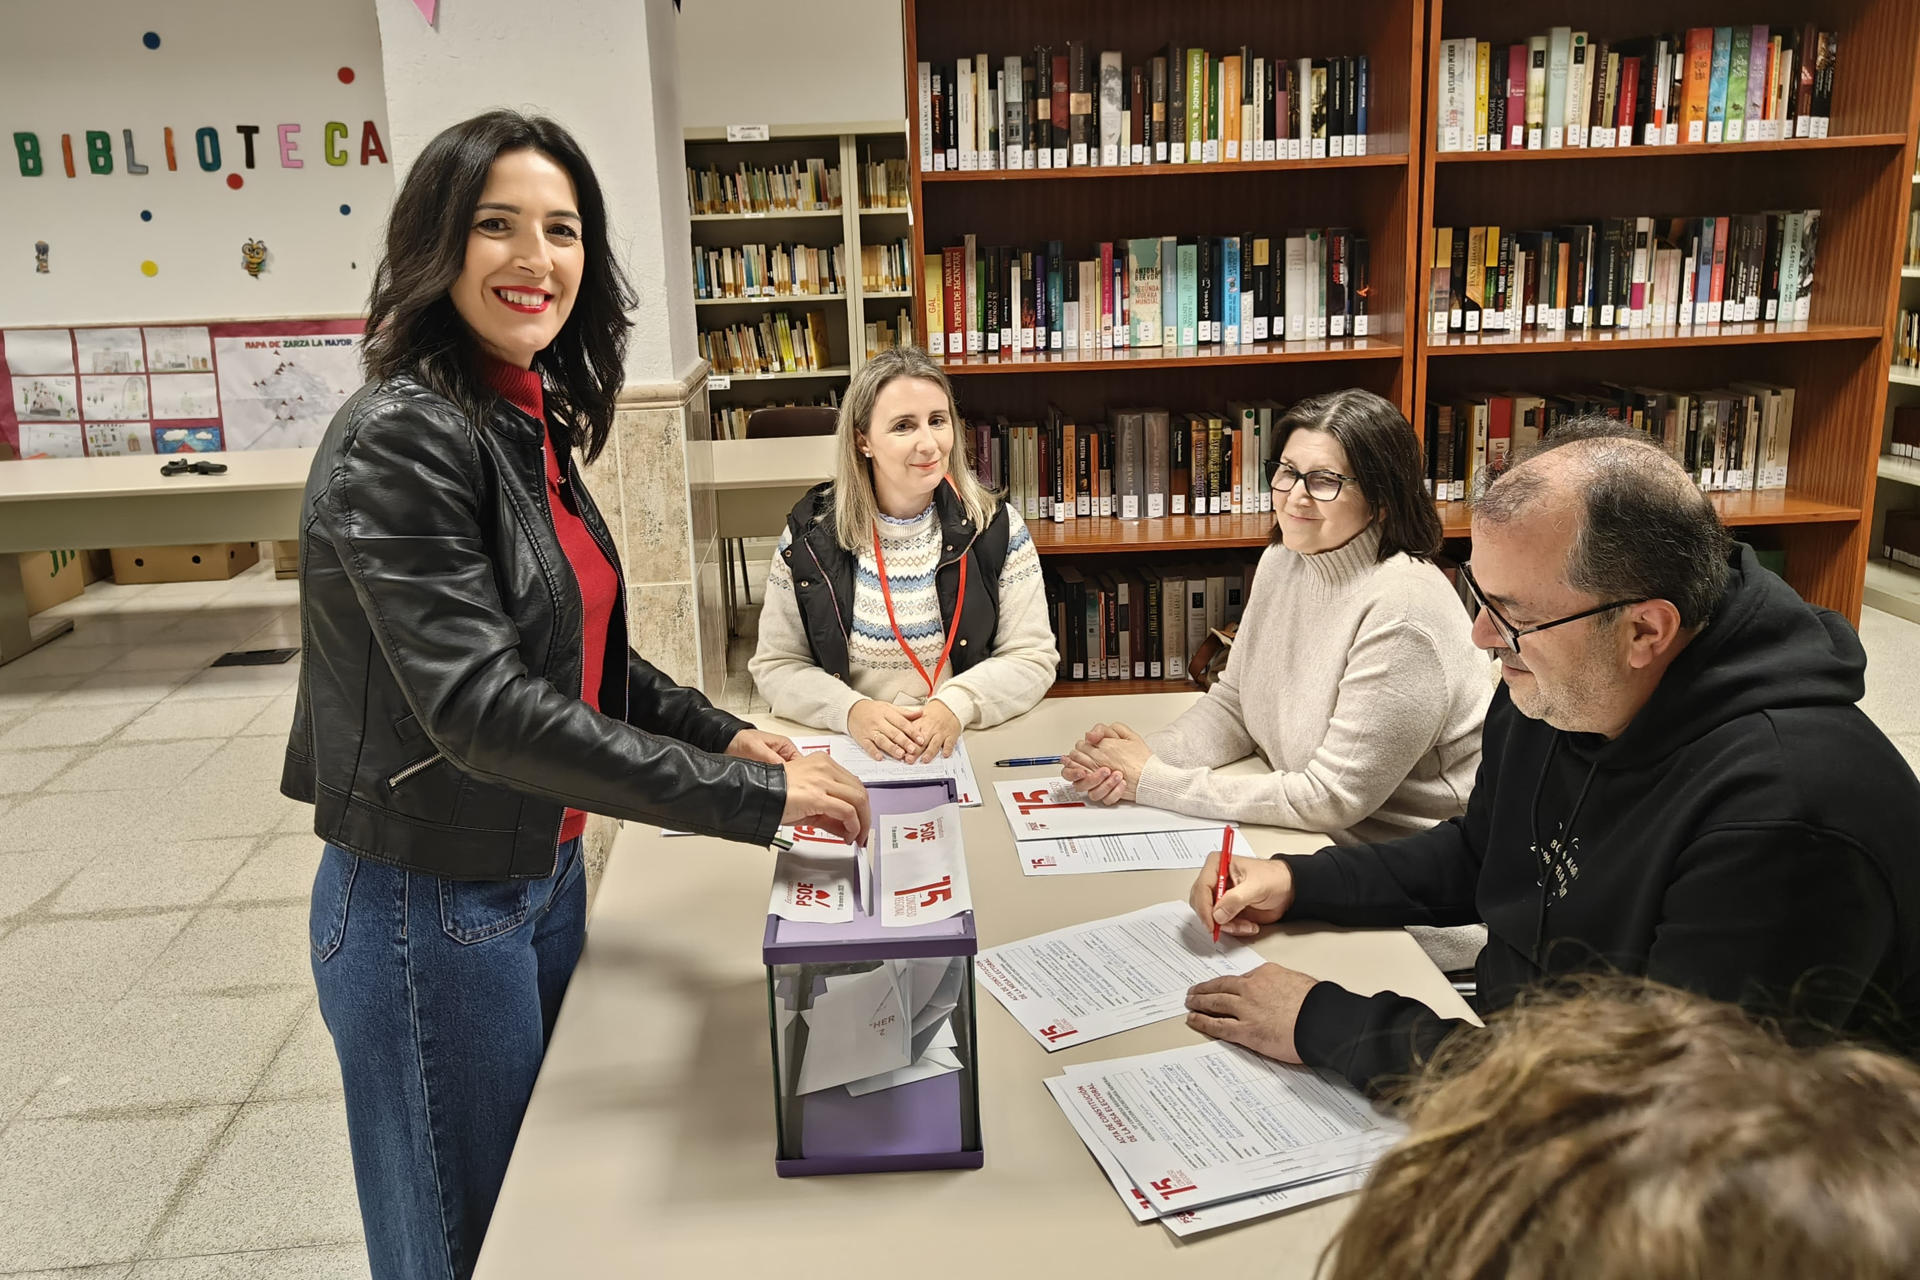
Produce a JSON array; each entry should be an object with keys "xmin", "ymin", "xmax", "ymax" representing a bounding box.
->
[{"xmin": 214, "ymin": 331, "xmax": 363, "ymax": 450}]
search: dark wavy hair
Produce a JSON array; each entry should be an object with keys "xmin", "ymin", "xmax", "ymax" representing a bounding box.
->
[
  {"xmin": 361, "ymin": 110, "xmax": 634, "ymax": 463},
  {"xmin": 1271, "ymin": 389, "xmax": 1444, "ymax": 562}
]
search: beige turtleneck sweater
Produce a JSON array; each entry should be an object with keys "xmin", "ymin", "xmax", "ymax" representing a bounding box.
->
[{"xmin": 1136, "ymin": 526, "xmax": 1489, "ymax": 847}]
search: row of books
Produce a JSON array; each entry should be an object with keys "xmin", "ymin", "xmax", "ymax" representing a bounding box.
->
[
  {"xmin": 697, "ymin": 311, "xmax": 836, "ymax": 377},
  {"xmin": 1883, "ymin": 510, "xmax": 1920, "ymax": 570},
  {"xmin": 924, "ymin": 230, "xmax": 1370, "ymax": 360},
  {"xmin": 914, "ymin": 43, "xmax": 1369, "ymax": 174},
  {"xmin": 1434, "ymin": 25, "xmax": 1839, "ymax": 153},
  {"xmin": 1426, "ymin": 211, "xmax": 1820, "ymax": 336},
  {"xmin": 685, "ymin": 160, "xmax": 841, "ymax": 216},
  {"xmin": 1907, "ymin": 210, "xmax": 1920, "ymax": 270},
  {"xmin": 862, "ymin": 237, "xmax": 914, "ymax": 294},
  {"xmin": 864, "ymin": 313, "xmax": 915, "ymax": 361},
  {"xmin": 692, "ymin": 242, "xmax": 845, "ymax": 301},
  {"xmin": 1426, "ymin": 383, "xmax": 1796, "ymax": 501},
  {"xmin": 965, "ymin": 404, "xmax": 1278, "ymax": 526},
  {"xmin": 1898, "ymin": 310, "xmax": 1920, "ymax": 371},
  {"xmin": 858, "ymin": 151, "xmax": 909, "ymax": 210},
  {"xmin": 1044, "ymin": 557, "xmax": 1258, "ymax": 685},
  {"xmin": 712, "ymin": 390, "xmax": 840, "ymax": 440},
  {"xmin": 1889, "ymin": 407, "xmax": 1920, "ymax": 461}
]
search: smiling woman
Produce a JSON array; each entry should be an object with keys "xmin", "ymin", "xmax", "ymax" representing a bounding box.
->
[{"xmin": 285, "ymin": 111, "xmax": 871, "ymax": 1280}]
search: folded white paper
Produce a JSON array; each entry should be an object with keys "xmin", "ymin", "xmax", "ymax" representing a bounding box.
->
[
  {"xmin": 767, "ymin": 842, "xmax": 860, "ymax": 923},
  {"xmin": 795, "ymin": 965, "xmax": 912, "ymax": 1094},
  {"xmin": 994, "ymin": 778, "xmax": 1222, "ymax": 839},
  {"xmin": 977, "ymin": 901, "xmax": 1264, "ymax": 1049},
  {"xmin": 879, "ymin": 803, "xmax": 973, "ymax": 927}
]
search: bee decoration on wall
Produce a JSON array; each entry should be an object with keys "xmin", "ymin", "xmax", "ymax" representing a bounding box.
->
[
  {"xmin": 34, "ymin": 241, "xmax": 49, "ymax": 274},
  {"xmin": 241, "ymin": 238, "xmax": 269, "ymax": 279}
]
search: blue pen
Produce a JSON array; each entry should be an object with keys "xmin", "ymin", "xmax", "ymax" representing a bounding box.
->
[{"xmin": 994, "ymin": 754, "xmax": 1062, "ymax": 768}]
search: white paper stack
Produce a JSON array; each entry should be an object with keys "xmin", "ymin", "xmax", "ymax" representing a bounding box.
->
[
  {"xmin": 793, "ymin": 733, "xmax": 985, "ymax": 806},
  {"xmin": 1046, "ymin": 1040, "xmax": 1404, "ymax": 1237},
  {"xmin": 788, "ymin": 955, "xmax": 971, "ymax": 1096}
]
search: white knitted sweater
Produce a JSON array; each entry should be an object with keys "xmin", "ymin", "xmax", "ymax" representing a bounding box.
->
[
  {"xmin": 750, "ymin": 500, "xmax": 1057, "ymax": 731},
  {"xmin": 1137, "ymin": 526, "xmax": 1489, "ymax": 845}
]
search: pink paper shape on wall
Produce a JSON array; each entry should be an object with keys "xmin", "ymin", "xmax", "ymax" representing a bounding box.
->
[{"xmin": 412, "ymin": 0, "xmax": 437, "ymax": 23}]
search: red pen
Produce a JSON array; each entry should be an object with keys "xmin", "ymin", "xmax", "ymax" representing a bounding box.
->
[{"xmin": 1211, "ymin": 826, "xmax": 1234, "ymax": 943}]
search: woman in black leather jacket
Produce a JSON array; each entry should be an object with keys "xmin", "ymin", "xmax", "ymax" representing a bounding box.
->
[{"xmin": 284, "ymin": 110, "xmax": 869, "ymax": 1280}]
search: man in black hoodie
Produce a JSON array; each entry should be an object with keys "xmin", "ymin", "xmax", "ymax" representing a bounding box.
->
[{"xmin": 1183, "ymin": 418, "xmax": 1920, "ymax": 1095}]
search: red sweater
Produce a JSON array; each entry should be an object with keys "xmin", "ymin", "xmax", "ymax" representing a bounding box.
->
[{"xmin": 482, "ymin": 359, "xmax": 617, "ymax": 844}]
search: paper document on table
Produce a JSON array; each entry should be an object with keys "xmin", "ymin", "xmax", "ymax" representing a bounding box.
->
[
  {"xmin": 1044, "ymin": 1074, "xmax": 1369, "ymax": 1236},
  {"xmin": 794, "ymin": 965, "xmax": 912, "ymax": 1094},
  {"xmin": 879, "ymin": 803, "xmax": 973, "ymax": 927},
  {"xmin": 792, "ymin": 733, "xmax": 984, "ymax": 806},
  {"xmin": 976, "ymin": 901, "xmax": 1262, "ymax": 1049},
  {"xmin": 1017, "ymin": 827, "xmax": 1238, "ymax": 876},
  {"xmin": 993, "ymin": 778, "xmax": 1220, "ymax": 839},
  {"xmin": 1050, "ymin": 1041, "xmax": 1405, "ymax": 1217}
]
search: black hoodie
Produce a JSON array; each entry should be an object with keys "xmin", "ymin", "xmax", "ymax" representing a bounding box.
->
[{"xmin": 1284, "ymin": 544, "xmax": 1920, "ymax": 1095}]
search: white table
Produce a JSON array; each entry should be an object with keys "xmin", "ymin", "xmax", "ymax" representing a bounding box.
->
[
  {"xmin": 476, "ymin": 693, "xmax": 1476, "ymax": 1277},
  {"xmin": 0, "ymin": 448, "xmax": 314, "ymax": 663},
  {"xmin": 710, "ymin": 434, "xmax": 834, "ymax": 629}
]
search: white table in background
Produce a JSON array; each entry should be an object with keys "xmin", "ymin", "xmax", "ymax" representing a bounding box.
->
[
  {"xmin": 0, "ymin": 449, "xmax": 313, "ymax": 664},
  {"xmin": 476, "ymin": 692, "xmax": 1476, "ymax": 1278}
]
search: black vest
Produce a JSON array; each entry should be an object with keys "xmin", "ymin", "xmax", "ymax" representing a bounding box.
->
[{"xmin": 781, "ymin": 481, "xmax": 1012, "ymax": 684}]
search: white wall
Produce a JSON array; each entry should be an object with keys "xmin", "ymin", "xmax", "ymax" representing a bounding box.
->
[
  {"xmin": 375, "ymin": 0, "xmax": 696, "ymax": 383},
  {"xmin": 677, "ymin": 0, "xmax": 904, "ymax": 129},
  {"xmin": 0, "ymin": 0, "xmax": 393, "ymax": 328}
]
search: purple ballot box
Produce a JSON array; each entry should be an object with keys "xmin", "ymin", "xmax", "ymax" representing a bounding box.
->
[{"xmin": 763, "ymin": 778, "xmax": 984, "ymax": 1177}]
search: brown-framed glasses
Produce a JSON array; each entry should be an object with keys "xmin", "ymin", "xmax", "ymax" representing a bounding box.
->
[{"xmin": 1458, "ymin": 562, "xmax": 1650, "ymax": 655}]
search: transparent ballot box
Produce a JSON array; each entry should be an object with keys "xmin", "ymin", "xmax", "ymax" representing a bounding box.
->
[{"xmin": 763, "ymin": 778, "xmax": 983, "ymax": 1176}]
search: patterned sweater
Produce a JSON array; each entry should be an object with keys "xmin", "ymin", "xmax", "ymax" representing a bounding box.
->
[{"xmin": 750, "ymin": 500, "xmax": 1057, "ymax": 731}]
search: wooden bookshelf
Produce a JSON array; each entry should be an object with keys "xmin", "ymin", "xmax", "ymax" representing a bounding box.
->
[
  {"xmin": 687, "ymin": 125, "xmax": 923, "ymax": 434},
  {"xmin": 1866, "ymin": 122, "xmax": 1920, "ymax": 623},
  {"xmin": 903, "ymin": 0, "xmax": 1427, "ymax": 696},
  {"xmin": 1048, "ymin": 676, "xmax": 1191, "ymax": 698},
  {"xmin": 1419, "ymin": 0, "xmax": 1920, "ymax": 621}
]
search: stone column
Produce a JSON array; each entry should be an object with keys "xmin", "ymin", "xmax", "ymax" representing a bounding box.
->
[{"xmin": 375, "ymin": 0, "xmax": 718, "ymax": 902}]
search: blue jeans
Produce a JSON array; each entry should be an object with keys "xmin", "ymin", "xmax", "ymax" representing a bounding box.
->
[{"xmin": 310, "ymin": 837, "xmax": 586, "ymax": 1280}]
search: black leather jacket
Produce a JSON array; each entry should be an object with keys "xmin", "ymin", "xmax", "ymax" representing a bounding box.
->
[{"xmin": 282, "ymin": 375, "xmax": 785, "ymax": 880}]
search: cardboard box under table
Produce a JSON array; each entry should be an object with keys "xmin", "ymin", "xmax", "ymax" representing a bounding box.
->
[{"xmin": 763, "ymin": 778, "xmax": 983, "ymax": 1177}]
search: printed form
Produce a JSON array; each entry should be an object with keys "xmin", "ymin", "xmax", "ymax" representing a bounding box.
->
[
  {"xmin": 1048, "ymin": 1040, "xmax": 1404, "ymax": 1220},
  {"xmin": 976, "ymin": 901, "xmax": 1264, "ymax": 1049},
  {"xmin": 1017, "ymin": 827, "xmax": 1237, "ymax": 877}
]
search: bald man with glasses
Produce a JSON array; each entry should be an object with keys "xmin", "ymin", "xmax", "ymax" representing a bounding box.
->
[{"xmin": 1183, "ymin": 417, "xmax": 1920, "ymax": 1094}]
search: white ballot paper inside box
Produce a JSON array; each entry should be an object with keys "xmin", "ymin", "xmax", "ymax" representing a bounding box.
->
[
  {"xmin": 994, "ymin": 778, "xmax": 1222, "ymax": 840},
  {"xmin": 791, "ymin": 733, "xmax": 985, "ymax": 806},
  {"xmin": 878, "ymin": 803, "xmax": 973, "ymax": 927},
  {"xmin": 976, "ymin": 901, "xmax": 1264, "ymax": 1049},
  {"xmin": 792, "ymin": 964, "xmax": 912, "ymax": 1095},
  {"xmin": 1048, "ymin": 1041, "xmax": 1406, "ymax": 1221}
]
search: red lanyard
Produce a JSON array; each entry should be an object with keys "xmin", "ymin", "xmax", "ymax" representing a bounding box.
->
[{"xmin": 871, "ymin": 520, "xmax": 967, "ymax": 698}]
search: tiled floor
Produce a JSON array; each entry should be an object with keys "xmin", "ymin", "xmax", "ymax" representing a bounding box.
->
[{"xmin": 2, "ymin": 559, "xmax": 1919, "ymax": 1277}]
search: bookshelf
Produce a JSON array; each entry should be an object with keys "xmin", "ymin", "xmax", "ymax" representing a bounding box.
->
[
  {"xmin": 684, "ymin": 123, "xmax": 916, "ymax": 438},
  {"xmin": 1865, "ymin": 122, "xmax": 1920, "ymax": 624},
  {"xmin": 901, "ymin": 0, "xmax": 1427, "ymax": 695},
  {"xmin": 1418, "ymin": 1, "xmax": 1920, "ymax": 622}
]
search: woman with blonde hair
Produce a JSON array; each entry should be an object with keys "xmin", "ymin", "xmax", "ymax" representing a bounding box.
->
[
  {"xmin": 751, "ymin": 346, "xmax": 1056, "ymax": 761},
  {"xmin": 1324, "ymin": 979, "xmax": 1920, "ymax": 1280}
]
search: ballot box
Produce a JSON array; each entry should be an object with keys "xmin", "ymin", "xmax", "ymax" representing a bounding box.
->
[{"xmin": 762, "ymin": 778, "xmax": 983, "ymax": 1177}]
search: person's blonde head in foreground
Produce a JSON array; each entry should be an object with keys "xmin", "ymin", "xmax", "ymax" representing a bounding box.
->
[{"xmin": 1324, "ymin": 979, "xmax": 1920, "ymax": 1280}]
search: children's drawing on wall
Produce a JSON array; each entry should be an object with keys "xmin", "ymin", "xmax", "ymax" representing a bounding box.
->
[
  {"xmin": 85, "ymin": 422, "xmax": 150, "ymax": 455},
  {"xmin": 75, "ymin": 327, "xmax": 144, "ymax": 372},
  {"xmin": 3, "ymin": 328, "xmax": 75, "ymax": 376},
  {"xmin": 142, "ymin": 326, "xmax": 213, "ymax": 372},
  {"xmin": 241, "ymin": 238, "xmax": 269, "ymax": 279},
  {"xmin": 13, "ymin": 375, "xmax": 78, "ymax": 421},
  {"xmin": 33, "ymin": 241, "xmax": 48, "ymax": 273},
  {"xmin": 213, "ymin": 332, "xmax": 360, "ymax": 449},
  {"xmin": 149, "ymin": 371, "xmax": 218, "ymax": 419},
  {"xmin": 155, "ymin": 425, "xmax": 223, "ymax": 453},
  {"xmin": 19, "ymin": 422, "xmax": 84, "ymax": 458},
  {"xmin": 82, "ymin": 373, "xmax": 148, "ymax": 419}
]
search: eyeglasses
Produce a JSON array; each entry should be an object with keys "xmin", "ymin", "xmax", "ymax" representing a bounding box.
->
[
  {"xmin": 1266, "ymin": 461, "xmax": 1361, "ymax": 502},
  {"xmin": 1458, "ymin": 561, "xmax": 1650, "ymax": 655}
]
